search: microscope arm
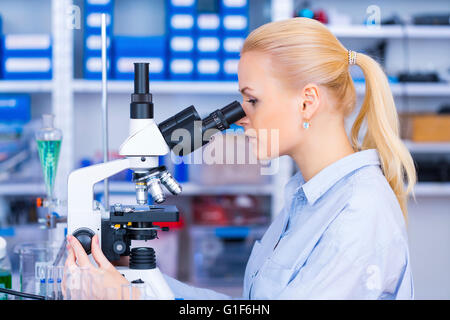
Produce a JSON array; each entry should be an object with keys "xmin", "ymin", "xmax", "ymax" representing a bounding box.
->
[{"xmin": 67, "ymin": 158, "xmax": 131, "ymax": 237}]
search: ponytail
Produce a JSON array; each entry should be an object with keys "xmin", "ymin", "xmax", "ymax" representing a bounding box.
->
[{"xmin": 350, "ymin": 53, "xmax": 416, "ymax": 220}]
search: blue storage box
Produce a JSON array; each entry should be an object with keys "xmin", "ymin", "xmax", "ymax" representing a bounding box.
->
[
  {"xmin": 220, "ymin": 0, "xmax": 249, "ymax": 14},
  {"xmin": 2, "ymin": 56, "xmax": 52, "ymax": 79},
  {"xmin": 84, "ymin": 33, "xmax": 112, "ymax": 57},
  {"xmin": 222, "ymin": 14, "xmax": 248, "ymax": 36},
  {"xmin": 84, "ymin": 55, "xmax": 112, "ymax": 79},
  {"xmin": 168, "ymin": 12, "xmax": 196, "ymax": 35},
  {"xmin": 169, "ymin": 58, "xmax": 194, "ymax": 80},
  {"xmin": 169, "ymin": 36, "xmax": 195, "ymax": 57},
  {"xmin": 222, "ymin": 36, "xmax": 244, "ymax": 57},
  {"xmin": 2, "ymin": 34, "xmax": 51, "ymax": 57},
  {"xmin": 85, "ymin": 0, "xmax": 113, "ymax": 11},
  {"xmin": 114, "ymin": 56, "xmax": 166, "ymax": 80},
  {"xmin": 113, "ymin": 36, "xmax": 166, "ymax": 56},
  {"xmin": 196, "ymin": 13, "xmax": 221, "ymax": 35},
  {"xmin": 112, "ymin": 36, "xmax": 167, "ymax": 80},
  {"xmin": 85, "ymin": 10, "xmax": 114, "ymax": 35},
  {"xmin": 195, "ymin": 58, "xmax": 221, "ymax": 80},
  {"xmin": 168, "ymin": 0, "xmax": 197, "ymax": 14},
  {"xmin": 196, "ymin": 36, "xmax": 221, "ymax": 57},
  {"xmin": 83, "ymin": 3, "xmax": 113, "ymax": 79},
  {"xmin": 0, "ymin": 94, "xmax": 30, "ymax": 124},
  {"xmin": 222, "ymin": 57, "xmax": 239, "ymax": 81}
]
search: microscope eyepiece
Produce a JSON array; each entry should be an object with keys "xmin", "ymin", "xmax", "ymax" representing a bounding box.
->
[
  {"xmin": 130, "ymin": 62, "xmax": 153, "ymax": 119},
  {"xmin": 158, "ymin": 100, "xmax": 245, "ymax": 156}
]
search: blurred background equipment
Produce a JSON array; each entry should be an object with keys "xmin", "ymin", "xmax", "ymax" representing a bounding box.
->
[{"xmin": 0, "ymin": 0, "xmax": 448, "ymax": 299}]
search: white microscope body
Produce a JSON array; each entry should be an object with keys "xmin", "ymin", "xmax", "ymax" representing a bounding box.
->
[
  {"xmin": 67, "ymin": 63, "xmax": 245, "ymax": 300},
  {"xmin": 67, "ymin": 115, "xmax": 175, "ymax": 299}
]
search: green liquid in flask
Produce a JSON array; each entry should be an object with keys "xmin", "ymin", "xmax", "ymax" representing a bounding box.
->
[
  {"xmin": 37, "ymin": 140, "xmax": 61, "ymax": 198},
  {"xmin": 0, "ymin": 270, "xmax": 12, "ymax": 300}
]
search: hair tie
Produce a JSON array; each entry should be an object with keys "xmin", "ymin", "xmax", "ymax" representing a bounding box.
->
[{"xmin": 348, "ymin": 50, "xmax": 357, "ymax": 65}]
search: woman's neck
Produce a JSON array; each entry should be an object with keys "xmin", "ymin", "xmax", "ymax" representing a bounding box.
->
[{"xmin": 290, "ymin": 124, "xmax": 355, "ymax": 182}]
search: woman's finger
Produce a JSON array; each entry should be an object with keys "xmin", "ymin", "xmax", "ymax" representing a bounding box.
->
[
  {"xmin": 91, "ymin": 234, "xmax": 114, "ymax": 270},
  {"xmin": 67, "ymin": 235, "xmax": 92, "ymax": 268},
  {"xmin": 65, "ymin": 243, "xmax": 76, "ymax": 268}
]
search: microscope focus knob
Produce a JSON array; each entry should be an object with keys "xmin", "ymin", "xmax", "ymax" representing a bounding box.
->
[
  {"xmin": 113, "ymin": 240, "xmax": 127, "ymax": 255},
  {"xmin": 72, "ymin": 228, "xmax": 95, "ymax": 255}
]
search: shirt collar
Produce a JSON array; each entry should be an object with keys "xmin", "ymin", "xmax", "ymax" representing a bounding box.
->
[{"xmin": 294, "ymin": 149, "xmax": 381, "ymax": 205}]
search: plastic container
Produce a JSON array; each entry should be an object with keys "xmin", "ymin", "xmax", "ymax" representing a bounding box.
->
[
  {"xmin": 13, "ymin": 241, "xmax": 60, "ymax": 297},
  {"xmin": 0, "ymin": 237, "xmax": 12, "ymax": 300}
]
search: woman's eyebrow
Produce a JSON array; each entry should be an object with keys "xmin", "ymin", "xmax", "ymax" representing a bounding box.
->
[{"xmin": 239, "ymin": 87, "xmax": 253, "ymax": 95}]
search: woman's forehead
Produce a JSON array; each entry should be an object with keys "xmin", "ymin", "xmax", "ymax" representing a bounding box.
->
[{"xmin": 238, "ymin": 52, "xmax": 275, "ymax": 89}]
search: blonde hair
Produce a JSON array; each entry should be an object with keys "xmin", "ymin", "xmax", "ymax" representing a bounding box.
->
[{"xmin": 242, "ymin": 17, "xmax": 416, "ymax": 219}]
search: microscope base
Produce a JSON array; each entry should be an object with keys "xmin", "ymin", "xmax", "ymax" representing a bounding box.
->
[{"xmin": 116, "ymin": 266, "xmax": 175, "ymax": 300}]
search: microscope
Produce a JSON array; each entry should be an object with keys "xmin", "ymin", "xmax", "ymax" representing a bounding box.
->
[{"xmin": 67, "ymin": 62, "xmax": 245, "ymax": 298}]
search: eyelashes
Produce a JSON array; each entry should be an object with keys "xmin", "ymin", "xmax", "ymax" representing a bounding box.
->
[{"xmin": 246, "ymin": 98, "xmax": 257, "ymax": 106}]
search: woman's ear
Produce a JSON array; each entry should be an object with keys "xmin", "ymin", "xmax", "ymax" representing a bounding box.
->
[{"xmin": 300, "ymin": 83, "xmax": 320, "ymax": 121}]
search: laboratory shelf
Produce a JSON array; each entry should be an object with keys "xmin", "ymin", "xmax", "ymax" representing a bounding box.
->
[
  {"xmin": 404, "ymin": 26, "xmax": 450, "ymax": 39},
  {"xmin": 404, "ymin": 141, "xmax": 450, "ymax": 153},
  {"xmin": 0, "ymin": 181, "xmax": 45, "ymax": 196},
  {"xmin": 73, "ymin": 80, "xmax": 450, "ymax": 97},
  {"xmin": 354, "ymin": 82, "xmax": 450, "ymax": 97},
  {"xmin": 413, "ymin": 182, "xmax": 450, "ymax": 197},
  {"xmin": 0, "ymin": 80, "xmax": 53, "ymax": 93},
  {"xmin": 72, "ymin": 79, "xmax": 241, "ymax": 95},
  {"xmin": 402, "ymin": 83, "xmax": 450, "ymax": 97},
  {"xmin": 96, "ymin": 181, "xmax": 273, "ymax": 196},
  {"xmin": 329, "ymin": 25, "xmax": 450, "ymax": 39},
  {"xmin": 330, "ymin": 25, "xmax": 404, "ymax": 38}
]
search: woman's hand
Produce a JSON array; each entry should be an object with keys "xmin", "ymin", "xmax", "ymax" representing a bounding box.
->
[{"xmin": 65, "ymin": 234, "xmax": 129, "ymax": 299}]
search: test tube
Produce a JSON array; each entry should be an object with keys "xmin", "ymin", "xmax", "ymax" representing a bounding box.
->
[
  {"xmin": 35, "ymin": 262, "xmax": 48, "ymax": 297},
  {"xmin": 45, "ymin": 265, "xmax": 56, "ymax": 300},
  {"xmin": 55, "ymin": 266, "xmax": 64, "ymax": 300}
]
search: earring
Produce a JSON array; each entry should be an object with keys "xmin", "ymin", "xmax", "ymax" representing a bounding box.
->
[{"xmin": 303, "ymin": 121, "xmax": 310, "ymax": 129}]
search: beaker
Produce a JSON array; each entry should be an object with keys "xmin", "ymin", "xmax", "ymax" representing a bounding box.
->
[{"xmin": 14, "ymin": 241, "xmax": 60, "ymax": 298}]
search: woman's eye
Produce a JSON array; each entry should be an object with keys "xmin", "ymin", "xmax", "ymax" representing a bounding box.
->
[{"xmin": 246, "ymin": 99, "xmax": 257, "ymax": 106}]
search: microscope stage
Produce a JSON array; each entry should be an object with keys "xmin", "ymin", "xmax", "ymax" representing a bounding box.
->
[{"xmin": 109, "ymin": 204, "xmax": 179, "ymax": 223}]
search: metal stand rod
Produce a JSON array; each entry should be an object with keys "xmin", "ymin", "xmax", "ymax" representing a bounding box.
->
[{"xmin": 101, "ymin": 13, "xmax": 109, "ymax": 210}]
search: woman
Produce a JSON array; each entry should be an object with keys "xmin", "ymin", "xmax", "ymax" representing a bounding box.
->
[{"xmin": 66, "ymin": 17, "xmax": 416, "ymax": 299}]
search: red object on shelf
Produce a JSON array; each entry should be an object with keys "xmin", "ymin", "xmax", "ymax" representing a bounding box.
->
[
  {"xmin": 314, "ymin": 9, "xmax": 328, "ymax": 24},
  {"xmin": 193, "ymin": 197, "xmax": 229, "ymax": 225},
  {"xmin": 192, "ymin": 195, "xmax": 268, "ymax": 226}
]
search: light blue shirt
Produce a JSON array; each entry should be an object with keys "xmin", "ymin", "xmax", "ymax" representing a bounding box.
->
[{"xmin": 163, "ymin": 149, "xmax": 414, "ymax": 299}]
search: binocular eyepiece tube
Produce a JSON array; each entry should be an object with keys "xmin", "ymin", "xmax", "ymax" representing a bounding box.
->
[{"xmin": 158, "ymin": 100, "xmax": 246, "ymax": 156}]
